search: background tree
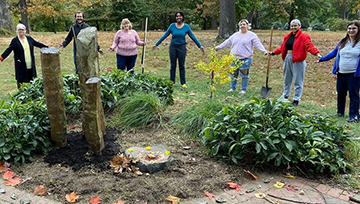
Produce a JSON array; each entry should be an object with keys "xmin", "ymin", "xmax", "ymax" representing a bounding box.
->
[
  {"xmin": 218, "ymin": 0, "xmax": 236, "ymax": 39},
  {"xmin": 195, "ymin": 0, "xmax": 220, "ymax": 30},
  {"xmin": 0, "ymin": 0, "xmax": 15, "ymax": 32}
]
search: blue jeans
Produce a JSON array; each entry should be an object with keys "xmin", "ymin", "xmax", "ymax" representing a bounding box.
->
[
  {"xmin": 230, "ymin": 58, "xmax": 252, "ymax": 91},
  {"xmin": 337, "ymin": 73, "xmax": 360, "ymax": 119},
  {"xmin": 169, "ymin": 43, "xmax": 187, "ymax": 85},
  {"xmin": 116, "ymin": 54, "xmax": 137, "ymax": 74}
]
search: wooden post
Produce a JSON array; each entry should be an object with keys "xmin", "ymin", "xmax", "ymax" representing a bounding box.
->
[{"xmin": 40, "ymin": 47, "xmax": 67, "ymax": 147}]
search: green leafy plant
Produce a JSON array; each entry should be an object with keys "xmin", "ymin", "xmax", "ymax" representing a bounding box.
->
[
  {"xmin": 203, "ymin": 97, "xmax": 353, "ymax": 173},
  {"xmin": 170, "ymin": 100, "xmax": 223, "ymax": 137},
  {"xmin": 0, "ymin": 98, "xmax": 51, "ymax": 163},
  {"xmin": 111, "ymin": 92, "xmax": 166, "ymax": 129},
  {"xmin": 0, "ymin": 70, "xmax": 174, "ymax": 163}
]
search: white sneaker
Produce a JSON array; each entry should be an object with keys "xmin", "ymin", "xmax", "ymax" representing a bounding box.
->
[
  {"xmin": 227, "ymin": 89, "xmax": 235, "ymax": 92},
  {"xmin": 239, "ymin": 90, "xmax": 246, "ymax": 94}
]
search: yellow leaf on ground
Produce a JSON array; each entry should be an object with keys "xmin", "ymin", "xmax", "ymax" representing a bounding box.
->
[
  {"xmin": 274, "ymin": 181, "xmax": 285, "ymax": 188},
  {"xmin": 66, "ymin": 192, "xmax": 80, "ymax": 203},
  {"xmin": 165, "ymin": 195, "xmax": 180, "ymax": 204}
]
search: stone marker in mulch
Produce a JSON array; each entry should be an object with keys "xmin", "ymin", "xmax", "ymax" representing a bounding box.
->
[{"xmin": 125, "ymin": 144, "xmax": 173, "ymax": 173}]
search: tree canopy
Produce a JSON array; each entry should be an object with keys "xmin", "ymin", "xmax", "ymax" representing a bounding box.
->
[{"xmin": 3, "ymin": 0, "xmax": 360, "ymax": 33}]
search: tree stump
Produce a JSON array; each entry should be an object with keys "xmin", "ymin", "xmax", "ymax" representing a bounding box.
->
[{"xmin": 40, "ymin": 47, "xmax": 67, "ymax": 147}]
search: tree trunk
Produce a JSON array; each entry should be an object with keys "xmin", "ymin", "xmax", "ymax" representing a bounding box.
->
[
  {"xmin": 217, "ymin": 0, "xmax": 236, "ymax": 39},
  {"xmin": 211, "ymin": 16, "xmax": 217, "ymax": 30},
  {"xmin": 288, "ymin": 5, "xmax": 295, "ymax": 30},
  {"xmin": 19, "ymin": 0, "xmax": 30, "ymax": 33},
  {"xmin": 202, "ymin": 17, "xmax": 208, "ymax": 30},
  {"xmin": 52, "ymin": 18, "xmax": 57, "ymax": 34},
  {"xmin": 0, "ymin": 0, "xmax": 14, "ymax": 30},
  {"xmin": 246, "ymin": 7, "xmax": 255, "ymax": 28}
]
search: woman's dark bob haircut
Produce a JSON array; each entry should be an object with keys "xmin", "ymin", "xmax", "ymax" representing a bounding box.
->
[{"xmin": 174, "ymin": 11, "xmax": 185, "ymax": 22}]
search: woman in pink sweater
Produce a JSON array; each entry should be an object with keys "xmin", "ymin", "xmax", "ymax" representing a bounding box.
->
[{"xmin": 108, "ymin": 18, "xmax": 145, "ymax": 74}]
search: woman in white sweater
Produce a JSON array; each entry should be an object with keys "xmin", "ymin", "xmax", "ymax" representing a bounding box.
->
[{"xmin": 216, "ymin": 19, "xmax": 268, "ymax": 95}]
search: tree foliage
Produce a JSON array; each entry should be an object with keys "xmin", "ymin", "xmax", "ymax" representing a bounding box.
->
[{"xmin": 2, "ymin": 0, "xmax": 360, "ymax": 34}]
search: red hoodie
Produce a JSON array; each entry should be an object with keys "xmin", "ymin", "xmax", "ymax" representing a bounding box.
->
[{"xmin": 273, "ymin": 29, "xmax": 319, "ymax": 62}]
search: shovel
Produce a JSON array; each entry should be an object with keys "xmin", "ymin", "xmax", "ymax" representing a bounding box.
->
[
  {"xmin": 260, "ymin": 28, "xmax": 273, "ymax": 99},
  {"xmin": 141, "ymin": 17, "xmax": 148, "ymax": 74}
]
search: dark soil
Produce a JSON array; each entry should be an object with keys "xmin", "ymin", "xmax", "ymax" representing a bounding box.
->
[
  {"xmin": 9, "ymin": 107, "xmax": 335, "ymax": 204},
  {"xmin": 10, "ymin": 123, "xmax": 254, "ymax": 204}
]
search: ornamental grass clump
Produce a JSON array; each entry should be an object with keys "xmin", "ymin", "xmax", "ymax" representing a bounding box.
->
[
  {"xmin": 170, "ymin": 100, "xmax": 223, "ymax": 137},
  {"xmin": 112, "ymin": 92, "xmax": 166, "ymax": 129},
  {"xmin": 203, "ymin": 97, "xmax": 354, "ymax": 173}
]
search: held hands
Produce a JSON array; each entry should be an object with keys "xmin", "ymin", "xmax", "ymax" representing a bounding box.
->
[{"xmin": 107, "ymin": 48, "xmax": 113, "ymax": 53}]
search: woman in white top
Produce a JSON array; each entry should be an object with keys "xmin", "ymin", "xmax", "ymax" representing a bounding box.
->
[{"xmin": 215, "ymin": 19, "xmax": 268, "ymax": 95}]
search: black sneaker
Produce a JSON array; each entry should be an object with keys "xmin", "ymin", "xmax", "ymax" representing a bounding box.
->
[
  {"xmin": 337, "ymin": 113, "xmax": 344, "ymax": 117},
  {"xmin": 292, "ymin": 100, "xmax": 299, "ymax": 106},
  {"xmin": 346, "ymin": 117, "xmax": 359, "ymax": 123}
]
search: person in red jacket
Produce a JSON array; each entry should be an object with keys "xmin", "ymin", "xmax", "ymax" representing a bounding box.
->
[{"xmin": 271, "ymin": 19, "xmax": 321, "ymax": 106}]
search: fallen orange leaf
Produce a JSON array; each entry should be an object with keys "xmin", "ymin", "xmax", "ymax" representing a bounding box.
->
[
  {"xmin": 90, "ymin": 196, "xmax": 101, "ymax": 204},
  {"xmin": 226, "ymin": 182, "xmax": 241, "ymax": 191},
  {"xmin": 5, "ymin": 177, "xmax": 21, "ymax": 186},
  {"xmin": 165, "ymin": 195, "xmax": 180, "ymax": 204},
  {"xmin": 66, "ymin": 192, "xmax": 80, "ymax": 203},
  {"xmin": 0, "ymin": 166, "xmax": 9, "ymax": 173},
  {"xmin": 2, "ymin": 171, "xmax": 14, "ymax": 180},
  {"xmin": 112, "ymin": 201, "xmax": 124, "ymax": 204},
  {"xmin": 244, "ymin": 170, "xmax": 258, "ymax": 180},
  {"xmin": 204, "ymin": 190, "xmax": 215, "ymax": 198},
  {"xmin": 33, "ymin": 184, "xmax": 47, "ymax": 196}
]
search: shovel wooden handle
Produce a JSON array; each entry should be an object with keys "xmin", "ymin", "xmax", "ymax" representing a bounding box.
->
[
  {"xmin": 141, "ymin": 17, "xmax": 148, "ymax": 74},
  {"xmin": 265, "ymin": 28, "xmax": 273, "ymax": 87}
]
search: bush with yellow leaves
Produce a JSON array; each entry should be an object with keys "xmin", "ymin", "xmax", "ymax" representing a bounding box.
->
[{"xmin": 195, "ymin": 48, "xmax": 240, "ymax": 98}]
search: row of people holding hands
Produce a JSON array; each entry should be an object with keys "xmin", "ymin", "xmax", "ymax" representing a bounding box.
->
[{"xmin": 0, "ymin": 11, "xmax": 359, "ymax": 122}]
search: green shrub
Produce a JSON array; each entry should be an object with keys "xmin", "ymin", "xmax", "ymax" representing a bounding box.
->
[
  {"xmin": 13, "ymin": 70, "xmax": 174, "ymax": 113},
  {"xmin": 170, "ymin": 100, "xmax": 223, "ymax": 137},
  {"xmin": 0, "ymin": 71, "xmax": 173, "ymax": 163},
  {"xmin": 111, "ymin": 92, "xmax": 166, "ymax": 129},
  {"xmin": 203, "ymin": 98, "xmax": 353, "ymax": 173},
  {"xmin": 0, "ymin": 99, "xmax": 51, "ymax": 163},
  {"xmin": 101, "ymin": 70, "xmax": 174, "ymax": 106},
  {"xmin": 326, "ymin": 18, "xmax": 349, "ymax": 31}
]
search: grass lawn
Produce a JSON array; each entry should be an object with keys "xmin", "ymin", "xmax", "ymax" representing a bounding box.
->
[{"xmin": 1, "ymin": 29, "xmax": 359, "ymax": 167}]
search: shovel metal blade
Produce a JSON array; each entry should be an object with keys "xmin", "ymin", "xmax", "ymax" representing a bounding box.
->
[{"xmin": 260, "ymin": 86, "xmax": 272, "ymax": 99}]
